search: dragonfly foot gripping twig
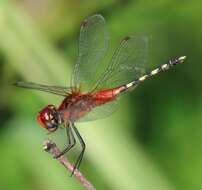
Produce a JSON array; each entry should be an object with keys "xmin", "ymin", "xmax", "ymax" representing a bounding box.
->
[{"xmin": 43, "ymin": 140, "xmax": 96, "ymax": 190}]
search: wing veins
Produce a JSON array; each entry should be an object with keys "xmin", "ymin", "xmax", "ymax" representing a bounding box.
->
[{"xmin": 14, "ymin": 82, "xmax": 71, "ymax": 97}]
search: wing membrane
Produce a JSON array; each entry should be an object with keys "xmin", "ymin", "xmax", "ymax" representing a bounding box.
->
[
  {"xmin": 77, "ymin": 36, "xmax": 149, "ymax": 122},
  {"xmin": 92, "ymin": 36, "xmax": 149, "ymax": 90},
  {"xmin": 14, "ymin": 82, "xmax": 71, "ymax": 96},
  {"xmin": 72, "ymin": 14, "xmax": 109, "ymax": 91},
  {"xmin": 77, "ymin": 101, "xmax": 117, "ymax": 122}
]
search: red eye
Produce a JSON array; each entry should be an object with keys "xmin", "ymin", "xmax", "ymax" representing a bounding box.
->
[
  {"xmin": 37, "ymin": 111, "xmax": 47, "ymax": 128},
  {"xmin": 37, "ymin": 105, "xmax": 58, "ymax": 132}
]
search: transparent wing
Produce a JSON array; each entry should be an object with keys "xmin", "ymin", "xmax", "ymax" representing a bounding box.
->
[
  {"xmin": 92, "ymin": 35, "xmax": 149, "ymax": 91},
  {"xmin": 77, "ymin": 101, "xmax": 118, "ymax": 123},
  {"xmin": 14, "ymin": 82, "xmax": 71, "ymax": 96},
  {"xmin": 72, "ymin": 14, "xmax": 109, "ymax": 91}
]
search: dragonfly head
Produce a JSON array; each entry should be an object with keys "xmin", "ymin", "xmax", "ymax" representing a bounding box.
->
[{"xmin": 37, "ymin": 105, "xmax": 59, "ymax": 132}]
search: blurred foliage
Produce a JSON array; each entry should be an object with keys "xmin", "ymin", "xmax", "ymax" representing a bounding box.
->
[{"xmin": 0, "ymin": 0, "xmax": 202, "ymax": 190}]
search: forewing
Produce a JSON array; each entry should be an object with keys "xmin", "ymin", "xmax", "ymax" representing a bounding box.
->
[
  {"xmin": 14, "ymin": 82, "xmax": 71, "ymax": 96},
  {"xmin": 92, "ymin": 36, "xmax": 149, "ymax": 90},
  {"xmin": 72, "ymin": 14, "xmax": 109, "ymax": 91}
]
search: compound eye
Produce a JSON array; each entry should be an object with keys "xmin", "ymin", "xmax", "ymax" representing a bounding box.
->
[
  {"xmin": 45, "ymin": 112, "xmax": 58, "ymax": 132},
  {"xmin": 46, "ymin": 119, "xmax": 58, "ymax": 132},
  {"xmin": 37, "ymin": 105, "xmax": 58, "ymax": 132},
  {"xmin": 44, "ymin": 112, "xmax": 53, "ymax": 121}
]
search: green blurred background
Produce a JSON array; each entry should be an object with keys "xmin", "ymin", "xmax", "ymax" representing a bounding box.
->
[{"xmin": 0, "ymin": 0, "xmax": 201, "ymax": 190}]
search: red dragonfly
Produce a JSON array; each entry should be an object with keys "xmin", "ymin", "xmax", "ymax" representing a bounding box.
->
[{"xmin": 15, "ymin": 14, "xmax": 186, "ymax": 174}]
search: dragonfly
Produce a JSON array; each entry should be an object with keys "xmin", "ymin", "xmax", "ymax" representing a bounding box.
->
[{"xmin": 15, "ymin": 14, "xmax": 186, "ymax": 174}]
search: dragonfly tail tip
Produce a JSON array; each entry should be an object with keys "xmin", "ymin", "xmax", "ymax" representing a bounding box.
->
[{"xmin": 179, "ymin": 56, "xmax": 187, "ymax": 63}]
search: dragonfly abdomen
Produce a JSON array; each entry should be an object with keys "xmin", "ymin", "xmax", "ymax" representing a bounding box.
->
[
  {"xmin": 120, "ymin": 56, "xmax": 186, "ymax": 92},
  {"xmin": 93, "ymin": 87, "xmax": 124, "ymax": 106}
]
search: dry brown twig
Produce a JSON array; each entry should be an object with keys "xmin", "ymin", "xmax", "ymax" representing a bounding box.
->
[{"xmin": 43, "ymin": 140, "xmax": 96, "ymax": 190}]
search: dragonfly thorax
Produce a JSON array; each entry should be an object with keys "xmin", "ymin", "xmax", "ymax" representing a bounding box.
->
[{"xmin": 37, "ymin": 104, "xmax": 60, "ymax": 132}]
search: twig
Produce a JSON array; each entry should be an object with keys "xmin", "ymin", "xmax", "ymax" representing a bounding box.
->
[{"xmin": 43, "ymin": 140, "xmax": 96, "ymax": 190}]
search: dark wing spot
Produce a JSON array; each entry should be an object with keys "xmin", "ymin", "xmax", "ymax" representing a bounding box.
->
[
  {"xmin": 81, "ymin": 20, "xmax": 88, "ymax": 27},
  {"xmin": 122, "ymin": 36, "xmax": 131, "ymax": 42}
]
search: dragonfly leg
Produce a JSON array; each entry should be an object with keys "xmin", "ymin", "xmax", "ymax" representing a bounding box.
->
[
  {"xmin": 71, "ymin": 123, "xmax": 86, "ymax": 175},
  {"xmin": 54, "ymin": 123, "xmax": 76, "ymax": 158}
]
